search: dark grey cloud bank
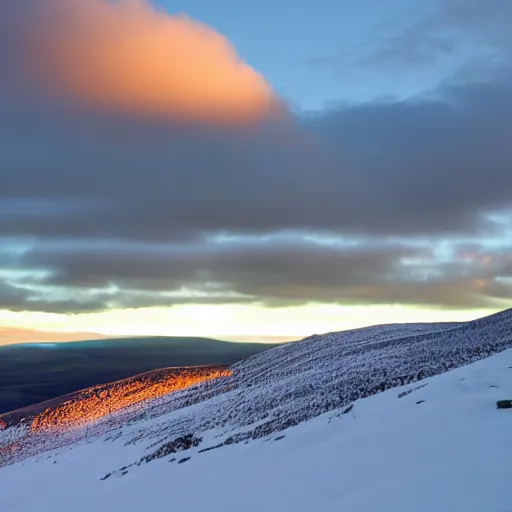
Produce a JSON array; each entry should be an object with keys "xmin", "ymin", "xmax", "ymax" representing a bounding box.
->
[
  {"xmin": 15, "ymin": 240, "xmax": 512, "ymax": 309},
  {"xmin": 1, "ymin": 0, "xmax": 512, "ymax": 313},
  {"xmin": 16, "ymin": 242, "xmax": 423, "ymax": 307},
  {"xmin": 2, "ymin": 76, "xmax": 512, "ymax": 239}
]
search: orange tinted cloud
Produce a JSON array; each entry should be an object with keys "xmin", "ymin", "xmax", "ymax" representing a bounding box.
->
[{"xmin": 24, "ymin": 0, "xmax": 279, "ymax": 123}]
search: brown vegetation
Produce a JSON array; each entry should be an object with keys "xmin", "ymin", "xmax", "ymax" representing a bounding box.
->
[{"xmin": 30, "ymin": 367, "xmax": 231, "ymax": 432}]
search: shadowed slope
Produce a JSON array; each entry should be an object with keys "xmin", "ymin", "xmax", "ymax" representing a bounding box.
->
[{"xmin": 0, "ymin": 337, "xmax": 276, "ymax": 413}]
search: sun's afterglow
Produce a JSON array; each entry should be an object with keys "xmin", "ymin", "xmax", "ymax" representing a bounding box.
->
[{"xmin": 0, "ymin": 304, "xmax": 498, "ymax": 345}]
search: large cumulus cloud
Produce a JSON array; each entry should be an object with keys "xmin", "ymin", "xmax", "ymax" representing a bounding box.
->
[{"xmin": 6, "ymin": 0, "xmax": 279, "ymax": 122}]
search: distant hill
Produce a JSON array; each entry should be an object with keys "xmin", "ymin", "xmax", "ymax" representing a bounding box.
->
[
  {"xmin": 2, "ymin": 310, "xmax": 512, "ymax": 512},
  {"xmin": 0, "ymin": 327, "xmax": 107, "ymax": 346},
  {"xmin": 0, "ymin": 337, "xmax": 278, "ymax": 414}
]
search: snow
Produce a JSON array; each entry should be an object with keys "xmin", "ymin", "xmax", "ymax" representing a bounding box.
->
[
  {"xmin": 3, "ymin": 311, "xmax": 512, "ymax": 466},
  {"xmin": 1, "ymin": 347, "xmax": 512, "ymax": 512}
]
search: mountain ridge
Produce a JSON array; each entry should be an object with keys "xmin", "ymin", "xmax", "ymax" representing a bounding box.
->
[
  {"xmin": 0, "ymin": 336, "xmax": 277, "ymax": 414},
  {"xmin": 1, "ymin": 320, "xmax": 511, "ymax": 511},
  {"xmin": 2, "ymin": 308, "xmax": 512, "ymax": 470}
]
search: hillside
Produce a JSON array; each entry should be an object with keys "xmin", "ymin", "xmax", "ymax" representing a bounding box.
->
[
  {"xmin": 1, "ymin": 310, "xmax": 512, "ymax": 511},
  {"xmin": 0, "ymin": 336, "xmax": 275, "ymax": 413}
]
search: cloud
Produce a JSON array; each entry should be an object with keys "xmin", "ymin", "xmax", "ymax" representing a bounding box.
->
[
  {"xmin": 306, "ymin": 76, "xmax": 512, "ymax": 235},
  {"xmin": 370, "ymin": 0, "xmax": 512, "ymax": 71},
  {"xmin": 2, "ymin": 74, "xmax": 512, "ymax": 242},
  {"xmin": 308, "ymin": 21, "xmax": 456, "ymax": 72},
  {"xmin": 0, "ymin": 238, "xmax": 509, "ymax": 312},
  {"xmin": 0, "ymin": 280, "xmax": 109, "ymax": 313},
  {"xmin": 1, "ymin": 0, "xmax": 512, "ymax": 314},
  {"xmin": 309, "ymin": 0, "xmax": 512, "ymax": 76},
  {"xmin": 7, "ymin": 0, "xmax": 280, "ymax": 123}
]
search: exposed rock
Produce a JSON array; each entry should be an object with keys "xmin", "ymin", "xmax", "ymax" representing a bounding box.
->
[
  {"xmin": 342, "ymin": 404, "xmax": 354, "ymax": 414},
  {"xmin": 497, "ymin": 400, "xmax": 512, "ymax": 409},
  {"xmin": 198, "ymin": 443, "xmax": 224, "ymax": 453},
  {"xmin": 139, "ymin": 433, "xmax": 201, "ymax": 464}
]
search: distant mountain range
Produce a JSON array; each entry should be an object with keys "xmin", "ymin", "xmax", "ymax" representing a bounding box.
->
[{"xmin": 0, "ymin": 336, "xmax": 278, "ymax": 414}]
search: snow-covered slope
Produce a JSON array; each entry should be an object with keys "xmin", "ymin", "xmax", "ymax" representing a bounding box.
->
[
  {"xmin": 1, "ymin": 310, "xmax": 512, "ymax": 511},
  {"xmin": 1, "ymin": 344, "xmax": 512, "ymax": 511}
]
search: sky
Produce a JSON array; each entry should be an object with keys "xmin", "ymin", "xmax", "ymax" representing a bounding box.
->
[{"xmin": 1, "ymin": 0, "xmax": 512, "ymax": 343}]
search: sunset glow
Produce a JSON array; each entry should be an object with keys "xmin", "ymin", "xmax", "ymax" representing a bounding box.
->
[
  {"xmin": 0, "ymin": 304, "xmax": 498, "ymax": 345},
  {"xmin": 29, "ymin": 367, "xmax": 231, "ymax": 432},
  {"xmin": 24, "ymin": 0, "xmax": 278, "ymax": 122}
]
